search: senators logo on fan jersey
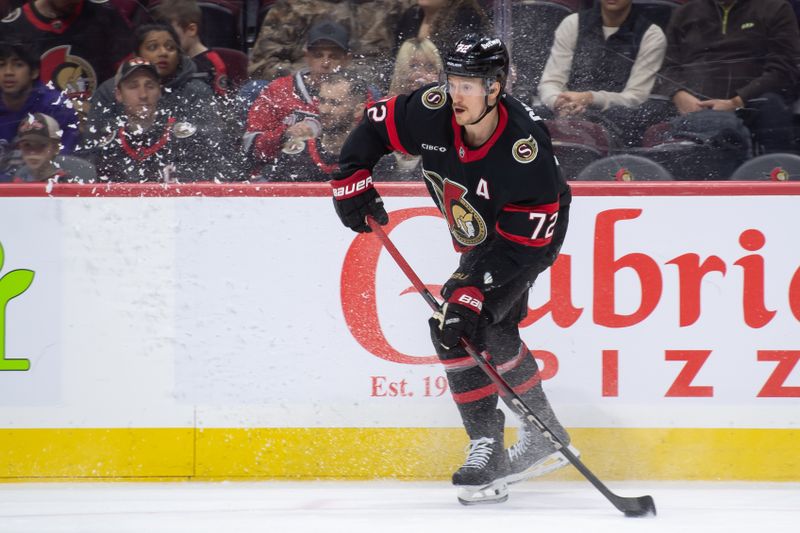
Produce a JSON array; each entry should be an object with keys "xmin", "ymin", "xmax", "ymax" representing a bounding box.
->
[{"xmin": 40, "ymin": 45, "xmax": 97, "ymax": 100}]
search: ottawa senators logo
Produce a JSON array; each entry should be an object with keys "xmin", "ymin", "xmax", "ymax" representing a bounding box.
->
[
  {"xmin": 512, "ymin": 136, "xmax": 538, "ymax": 164},
  {"xmin": 614, "ymin": 167, "xmax": 634, "ymax": 181},
  {"xmin": 770, "ymin": 167, "xmax": 789, "ymax": 181},
  {"xmin": 421, "ymin": 86, "xmax": 447, "ymax": 110},
  {"xmin": 423, "ymin": 169, "xmax": 487, "ymax": 246},
  {"xmin": 39, "ymin": 45, "xmax": 97, "ymax": 101}
]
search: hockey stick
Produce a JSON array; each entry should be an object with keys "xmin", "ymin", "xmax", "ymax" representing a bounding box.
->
[{"xmin": 366, "ymin": 216, "xmax": 656, "ymax": 517}]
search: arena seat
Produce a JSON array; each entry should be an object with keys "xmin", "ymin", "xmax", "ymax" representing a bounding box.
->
[
  {"xmin": 211, "ymin": 47, "xmax": 249, "ymax": 90},
  {"xmin": 729, "ymin": 153, "xmax": 800, "ymax": 181},
  {"xmin": 545, "ymin": 119, "xmax": 610, "ymax": 180},
  {"xmin": 574, "ymin": 153, "xmax": 673, "ymax": 181},
  {"xmin": 632, "ymin": 0, "xmax": 681, "ymax": 30},
  {"xmin": 198, "ymin": 1, "xmax": 243, "ymax": 50}
]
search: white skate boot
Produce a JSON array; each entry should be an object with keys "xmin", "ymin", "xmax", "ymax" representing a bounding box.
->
[
  {"xmin": 505, "ymin": 425, "xmax": 579, "ymax": 485},
  {"xmin": 453, "ymin": 437, "xmax": 510, "ymax": 505}
]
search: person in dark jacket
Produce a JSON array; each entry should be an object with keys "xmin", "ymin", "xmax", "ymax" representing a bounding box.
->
[
  {"xmin": 659, "ymin": 0, "xmax": 800, "ymax": 152},
  {"xmin": 82, "ymin": 57, "xmax": 226, "ymax": 182},
  {"xmin": 85, "ymin": 22, "xmax": 217, "ymax": 144}
]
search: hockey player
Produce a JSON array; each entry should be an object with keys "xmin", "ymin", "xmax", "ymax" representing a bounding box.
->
[{"xmin": 330, "ymin": 34, "xmax": 578, "ymax": 505}]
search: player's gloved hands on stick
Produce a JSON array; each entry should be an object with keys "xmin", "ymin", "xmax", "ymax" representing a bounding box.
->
[
  {"xmin": 436, "ymin": 287, "xmax": 484, "ymax": 349},
  {"xmin": 331, "ymin": 169, "xmax": 388, "ymax": 233}
]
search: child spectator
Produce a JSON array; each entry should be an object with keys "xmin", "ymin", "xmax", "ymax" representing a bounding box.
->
[
  {"xmin": 152, "ymin": 0, "xmax": 231, "ymax": 97},
  {"xmin": 6, "ymin": 113, "xmax": 93, "ymax": 182},
  {"xmin": 1, "ymin": 40, "xmax": 81, "ymax": 158},
  {"xmin": 1, "ymin": 0, "xmax": 133, "ymax": 124},
  {"xmin": 85, "ymin": 22, "xmax": 217, "ymax": 143},
  {"xmin": 82, "ymin": 57, "xmax": 226, "ymax": 182}
]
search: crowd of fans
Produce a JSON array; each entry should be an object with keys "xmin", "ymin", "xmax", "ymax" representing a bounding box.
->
[{"xmin": 2, "ymin": 0, "xmax": 800, "ymax": 183}]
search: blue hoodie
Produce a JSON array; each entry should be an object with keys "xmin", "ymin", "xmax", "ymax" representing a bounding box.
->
[{"xmin": 0, "ymin": 81, "xmax": 81, "ymax": 153}]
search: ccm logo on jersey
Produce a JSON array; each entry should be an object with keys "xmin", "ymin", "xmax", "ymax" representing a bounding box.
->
[
  {"xmin": 331, "ymin": 171, "xmax": 373, "ymax": 199},
  {"xmin": 422, "ymin": 143, "xmax": 447, "ymax": 152}
]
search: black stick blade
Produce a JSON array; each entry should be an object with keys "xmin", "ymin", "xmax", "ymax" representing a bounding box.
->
[{"xmin": 621, "ymin": 495, "xmax": 657, "ymax": 518}]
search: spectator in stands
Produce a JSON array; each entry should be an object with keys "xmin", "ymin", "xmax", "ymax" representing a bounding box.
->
[
  {"xmin": 245, "ymin": 20, "xmax": 354, "ymax": 171},
  {"xmin": 6, "ymin": 113, "xmax": 94, "ymax": 183},
  {"xmin": 384, "ymin": 37, "xmax": 442, "ymax": 180},
  {"xmin": 537, "ymin": 0, "xmax": 667, "ymax": 146},
  {"xmin": 1, "ymin": 40, "xmax": 80, "ymax": 157},
  {"xmin": 1, "ymin": 0, "xmax": 133, "ymax": 126},
  {"xmin": 152, "ymin": 0, "xmax": 231, "ymax": 97},
  {"xmin": 82, "ymin": 57, "xmax": 225, "ymax": 182},
  {"xmin": 86, "ymin": 22, "xmax": 217, "ymax": 143},
  {"xmin": 388, "ymin": 37, "xmax": 442, "ymax": 96},
  {"xmin": 247, "ymin": 0, "xmax": 409, "ymax": 88},
  {"xmin": 263, "ymin": 72, "xmax": 366, "ymax": 181},
  {"xmin": 394, "ymin": 0, "xmax": 489, "ymax": 57},
  {"xmin": 659, "ymin": 0, "xmax": 800, "ymax": 153}
]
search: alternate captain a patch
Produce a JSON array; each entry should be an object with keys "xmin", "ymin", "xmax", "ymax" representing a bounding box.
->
[
  {"xmin": 421, "ymin": 86, "xmax": 447, "ymax": 110},
  {"xmin": 512, "ymin": 136, "xmax": 538, "ymax": 164}
]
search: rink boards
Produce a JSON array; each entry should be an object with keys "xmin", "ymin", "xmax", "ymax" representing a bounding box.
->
[{"xmin": 0, "ymin": 182, "xmax": 799, "ymax": 481}]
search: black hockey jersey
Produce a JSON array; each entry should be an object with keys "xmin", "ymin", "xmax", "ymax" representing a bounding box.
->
[
  {"xmin": 337, "ymin": 83, "xmax": 572, "ymax": 294},
  {"xmin": 265, "ymin": 138, "xmax": 339, "ymax": 182},
  {"xmin": 83, "ymin": 115, "xmax": 223, "ymax": 182},
  {"xmin": 1, "ymin": 0, "xmax": 132, "ymax": 101}
]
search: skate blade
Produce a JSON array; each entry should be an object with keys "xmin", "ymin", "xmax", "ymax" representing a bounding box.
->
[
  {"xmin": 456, "ymin": 480, "xmax": 509, "ymax": 506},
  {"xmin": 506, "ymin": 445, "xmax": 580, "ymax": 485}
]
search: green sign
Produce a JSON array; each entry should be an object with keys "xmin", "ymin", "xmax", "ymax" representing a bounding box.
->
[{"xmin": 0, "ymin": 242, "xmax": 34, "ymax": 371}]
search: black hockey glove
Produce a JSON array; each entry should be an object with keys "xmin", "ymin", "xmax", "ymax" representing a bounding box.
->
[
  {"xmin": 433, "ymin": 287, "xmax": 484, "ymax": 349},
  {"xmin": 331, "ymin": 170, "xmax": 388, "ymax": 233}
]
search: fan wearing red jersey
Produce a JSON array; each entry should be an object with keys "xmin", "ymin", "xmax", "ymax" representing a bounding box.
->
[{"xmin": 331, "ymin": 34, "xmax": 579, "ymax": 505}]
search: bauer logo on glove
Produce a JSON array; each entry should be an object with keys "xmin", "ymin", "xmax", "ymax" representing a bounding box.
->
[{"xmin": 330, "ymin": 169, "xmax": 388, "ymax": 233}]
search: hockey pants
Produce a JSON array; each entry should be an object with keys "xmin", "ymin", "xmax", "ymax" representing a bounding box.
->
[{"xmin": 429, "ymin": 206, "xmax": 571, "ymax": 448}]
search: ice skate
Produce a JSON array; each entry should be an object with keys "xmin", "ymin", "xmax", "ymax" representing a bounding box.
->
[
  {"xmin": 452, "ymin": 437, "xmax": 509, "ymax": 505},
  {"xmin": 505, "ymin": 425, "xmax": 580, "ymax": 484}
]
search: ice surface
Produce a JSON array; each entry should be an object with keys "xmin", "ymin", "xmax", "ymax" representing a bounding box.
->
[{"xmin": 0, "ymin": 481, "xmax": 797, "ymax": 533}]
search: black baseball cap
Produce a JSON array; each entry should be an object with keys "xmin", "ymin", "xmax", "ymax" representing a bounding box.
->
[
  {"xmin": 307, "ymin": 20, "xmax": 350, "ymax": 52},
  {"xmin": 114, "ymin": 57, "xmax": 160, "ymax": 87}
]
